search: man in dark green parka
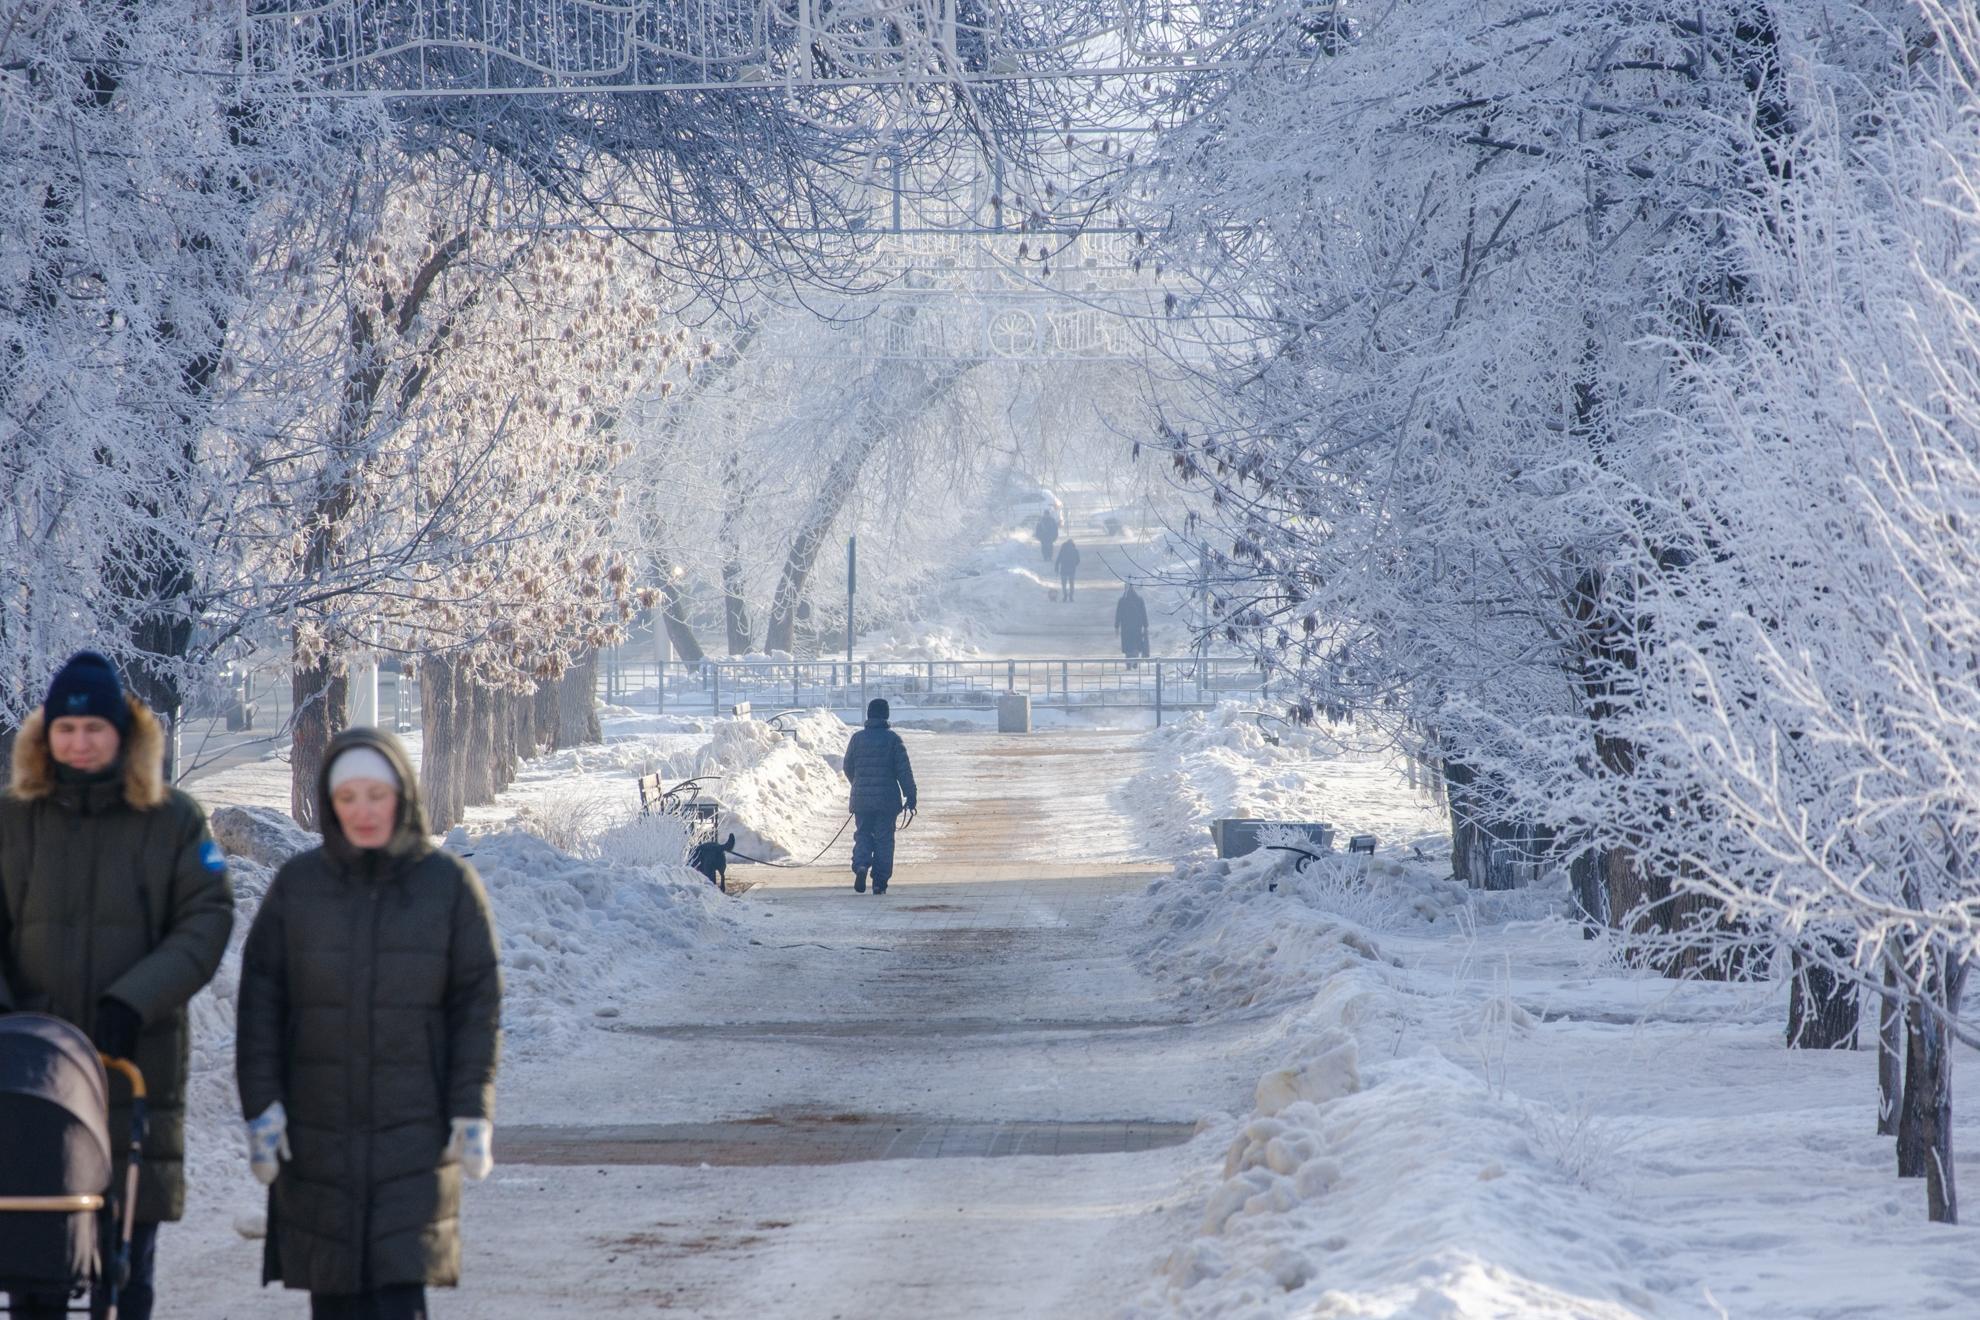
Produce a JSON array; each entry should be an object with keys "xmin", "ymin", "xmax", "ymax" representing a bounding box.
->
[
  {"xmin": 236, "ymin": 726, "xmax": 502, "ymax": 1318},
  {"xmin": 0, "ymin": 650, "xmax": 235, "ymax": 1320}
]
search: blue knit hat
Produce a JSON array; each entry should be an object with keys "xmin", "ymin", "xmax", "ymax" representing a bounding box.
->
[{"xmin": 43, "ymin": 651, "xmax": 130, "ymax": 733}]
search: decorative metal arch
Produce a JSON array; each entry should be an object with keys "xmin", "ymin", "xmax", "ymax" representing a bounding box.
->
[{"xmin": 237, "ymin": 1, "xmax": 1263, "ymax": 99}]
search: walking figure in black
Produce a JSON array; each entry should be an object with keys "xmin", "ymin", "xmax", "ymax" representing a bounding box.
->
[
  {"xmin": 843, "ymin": 698, "xmax": 916, "ymax": 895},
  {"xmin": 1055, "ymin": 538, "xmax": 1081, "ymax": 602},
  {"xmin": 1034, "ymin": 507, "xmax": 1059, "ymax": 563},
  {"xmin": 1115, "ymin": 583, "xmax": 1150, "ymax": 669}
]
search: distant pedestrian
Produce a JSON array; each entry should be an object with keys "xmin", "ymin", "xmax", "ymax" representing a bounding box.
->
[
  {"xmin": 1055, "ymin": 538, "xmax": 1081, "ymax": 601},
  {"xmin": 1034, "ymin": 508, "xmax": 1059, "ymax": 563},
  {"xmin": 843, "ymin": 698, "xmax": 917, "ymax": 895},
  {"xmin": 1115, "ymin": 584, "xmax": 1151, "ymax": 669},
  {"xmin": 236, "ymin": 727, "xmax": 502, "ymax": 1320},
  {"xmin": 0, "ymin": 650, "xmax": 235, "ymax": 1320}
]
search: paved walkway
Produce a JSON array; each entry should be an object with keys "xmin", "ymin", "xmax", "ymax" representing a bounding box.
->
[
  {"xmin": 166, "ymin": 728, "xmax": 1241, "ymax": 1319},
  {"xmin": 455, "ymin": 729, "xmax": 1245, "ymax": 1317}
]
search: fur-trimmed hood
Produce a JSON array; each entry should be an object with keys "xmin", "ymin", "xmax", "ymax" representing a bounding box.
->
[{"xmin": 8, "ymin": 695, "xmax": 169, "ymax": 810}]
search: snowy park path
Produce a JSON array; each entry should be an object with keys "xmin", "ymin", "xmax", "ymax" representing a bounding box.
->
[
  {"xmin": 170, "ymin": 727, "xmax": 1249, "ymax": 1319},
  {"xmin": 469, "ymin": 728, "xmax": 1245, "ymax": 1317}
]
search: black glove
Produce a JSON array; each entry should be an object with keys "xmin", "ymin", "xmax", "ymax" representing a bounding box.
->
[{"xmin": 93, "ymin": 997, "xmax": 142, "ymax": 1060}]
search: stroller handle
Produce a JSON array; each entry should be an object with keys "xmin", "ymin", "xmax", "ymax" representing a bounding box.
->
[
  {"xmin": 99, "ymin": 1054, "xmax": 147, "ymax": 1100},
  {"xmin": 0, "ymin": 1193, "xmax": 106, "ymax": 1212}
]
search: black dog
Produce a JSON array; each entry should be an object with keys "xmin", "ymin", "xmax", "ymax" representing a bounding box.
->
[{"xmin": 689, "ymin": 832, "xmax": 737, "ymax": 888}]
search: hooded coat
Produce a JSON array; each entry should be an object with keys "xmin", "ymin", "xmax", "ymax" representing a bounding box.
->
[
  {"xmin": 1115, "ymin": 588, "xmax": 1150, "ymax": 657},
  {"xmin": 0, "ymin": 697, "xmax": 234, "ymax": 1223},
  {"xmin": 235, "ymin": 727, "xmax": 502, "ymax": 1295},
  {"xmin": 843, "ymin": 718, "xmax": 917, "ymax": 815}
]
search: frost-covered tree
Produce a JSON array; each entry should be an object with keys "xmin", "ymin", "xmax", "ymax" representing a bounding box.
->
[{"xmin": 0, "ymin": 0, "xmax": 368, "ymax": 770}]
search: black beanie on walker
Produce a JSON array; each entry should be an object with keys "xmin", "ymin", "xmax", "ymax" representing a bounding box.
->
[
  {"xmin": 43, "ymin": 651, "xmax": 131, "ymax": 733},
  {"xmin": 867, "ymin": 698, "xmax": 890, "ymax": 722}
]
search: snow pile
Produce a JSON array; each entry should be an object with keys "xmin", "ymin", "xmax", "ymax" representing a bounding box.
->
[
  {"xmin": 1139, "ymin": 1046, "xmax": 1658, "ymax": 1318},
  {"xmin": 1132, "ymin": 859, "xmax": 1659, "ymax": 1319},
  {"xmin": 1272, "ymin": 846, "xmax": 1574, "ymax": 934},
  {"xmin": 859, "ymin": 620, "xmax": 987, "ymax": 660},
  {"xmin": 1138, "ymin": 853, "xmax": 1396, "ymax": 1014},
  {"xmin": 1126, "ymin": 704, "xmax": 1450, "ymax": 863},
  {"xmin": 207, "ymin": 805, "xmax": 316, "ymax": 869},
  {"xmin": 451, "ymin": 828, "xmax": 737, "ymax": 1054},
  {"xmin": 643, "ymin": 710, "xmax": 848, "ymax": 860}
]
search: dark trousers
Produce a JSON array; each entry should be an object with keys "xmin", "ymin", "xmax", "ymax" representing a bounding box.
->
[
  {"xmin": 310, "ymin": 1285, "xmax": 428, "ymax": 1320},
  {"xmin": 11, "ymin": 1221, "xmax": 157, "ymax": 1320},
  {"xmin": 851, "ymin": 811, "xmax": 899, "ymax": 886},
  {"xmin": 1060, "ymin": 569, "xmax": 1076, "ymax": 599}
]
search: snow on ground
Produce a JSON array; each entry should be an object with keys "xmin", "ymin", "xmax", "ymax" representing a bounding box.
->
[
  {"xmin": 1124, "ymin": 703, "xmax": 1451, "ymax": 863},
  {"xmin": 1120, "ymin": 721, "xmax": 1980, "ymax": 1319}
]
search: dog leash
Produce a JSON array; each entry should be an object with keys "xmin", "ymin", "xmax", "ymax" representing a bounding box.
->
[{"xmin": 724, "ymin": 814, "xmax": 857, "ymax": 869}]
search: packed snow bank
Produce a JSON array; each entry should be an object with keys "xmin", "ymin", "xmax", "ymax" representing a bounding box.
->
[
  {"xmin": 633, "ymin": 709, "xmax": 848, "ymax": 860},
  {"xmin": 442, "ymin": 829, "xmax": 736, "ymax": 1054},
  {"xmin": 1125, "ymin": 704, "xmax": 1451, "ymax": 864},
  {"xmin": 490, "ymin": 709, "xmax": 849, "ymax": 863},
  {"xmin": 1132, "ymin": 853, "xmax": 1658, "ymax": 1319},
  {"xmin": 1138, "ymin": 854, "xmax": 1396, "ymax": 1013}
]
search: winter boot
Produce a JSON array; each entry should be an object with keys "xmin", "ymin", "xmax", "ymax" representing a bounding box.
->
[
  {"xmin": 853, "ymin": 871, "xmax": 867, "ymax": 893},
  {"xmin": 873, "ymin": 880, "xmax": 888, "ymax": 895}
]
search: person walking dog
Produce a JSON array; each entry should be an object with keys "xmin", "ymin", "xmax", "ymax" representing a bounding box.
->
[
  {"xmin": 236, "ymin": 727, "xmax": 502, "ymax": 1320},
  {"xmin": 0, "ymin": 650, "xmax": 235, "ymax": 1320},
  {"xmin": 843, "ymin": 699, "xmax": 917, "ymax": 895}
]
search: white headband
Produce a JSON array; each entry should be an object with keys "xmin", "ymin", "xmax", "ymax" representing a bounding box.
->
[{"xmin": 327, "ymin": 746, "xmax": 400, "ymax": 794}]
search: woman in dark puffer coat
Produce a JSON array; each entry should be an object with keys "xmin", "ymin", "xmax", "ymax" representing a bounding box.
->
[{"xmin": 236, "ymin": 727, "xmax": 502, "ymax": 1320}]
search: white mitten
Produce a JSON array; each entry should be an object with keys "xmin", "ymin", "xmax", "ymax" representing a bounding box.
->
[
  {"xmin": 447, "ymin": 1118, "xmax": 494, "ymax": 1181},
  {"xmin": 245, "ymin": 1101, "xmax": 290, "ymax": 1186}
]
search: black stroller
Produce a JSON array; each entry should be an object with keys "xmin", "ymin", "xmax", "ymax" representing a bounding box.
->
[{"xmin": 0, "ymin": 1014, "xmax": 147, "ymax": 1318}]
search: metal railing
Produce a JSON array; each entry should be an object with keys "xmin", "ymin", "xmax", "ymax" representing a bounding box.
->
[{"xmin": 598, "ymin": 655, "xmax": 1270, "ymax": 724}]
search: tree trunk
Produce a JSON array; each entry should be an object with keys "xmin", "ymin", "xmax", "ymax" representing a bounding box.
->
[
  {"xmin": 533, "ymin": 678, "xmax": 560, "ymax": 751},
  {"xmin": 445, "ymin": 661, "xmax": 468, "ymax": 827},
  {"xmin": 1898, "ymin": 955, "xmax": 1964, "ymax": 1222},
  {"xmin": 290, "ymin": 650, "xmax": 347, "ymax": 829},
  {"xmin": 496, "ymin": 687, "xmax": 520, "ymax": 788},
  {"xmin": 554, "ymin": 651, "xmax": 602, "ymax": 750},
  {"xmin": 514, "ymin": 682, "xmax": 537, "ymax": 761},
  {"xmin": 1879, "ymin": 962, "xmax": 1903, "ymax": 1137},
  {"xmin": 420, "ymin": 654, "xmax": 460, "ymax": 832},
  {"xmin": 465, "ymin": 681, "xmax": 498, "ymax": 806},
  {"xmin": 721, "ymin": 454, "xmax": 755, "ymax": 655},
  {"xmin": 1899, "ymin": 997, "xmax": 1932, "ymax": 1179},
  {"xmin": 660, "ymin": 580, "xmax": 706, "ymax": 667},
  {"xmin": 1569, "ymin": 846, "xmax": 1607, "ymax": 937},
  {"xmin": 1787, "ymin": 950, "xmax": 1858, "ymax": 1049},
  {"xmin": 1442, "ymin": 756, "xmax": 1544, "ymax": 891}
]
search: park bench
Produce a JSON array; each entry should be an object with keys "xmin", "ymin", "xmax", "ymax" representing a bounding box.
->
[{"xmin": 636, "ymin": 772, "xmax": 723, "ymax": 850}]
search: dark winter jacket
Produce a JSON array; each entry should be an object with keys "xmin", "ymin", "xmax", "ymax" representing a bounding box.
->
[
  {"xmin": 843, "ymin": 719, "xmax": 917, "ymax": 815},
  {"xmin": 1035, "ymin": 510, "xmax": 1059, "ymax": 546},
  {"xmin": 236, "ymin": 726, "xmax": 502, "ymax": 1295},
  {"xmin": 1055, "ymin": 539, "xmax": 1082, "ymax": 575},
  {"xmin": 1115, "ymin": 589, "xmax": 1150, "ymax": 656},
  {"xmin": 0, "ymin": 697, "xmax": 234, "ymax": 1223}
]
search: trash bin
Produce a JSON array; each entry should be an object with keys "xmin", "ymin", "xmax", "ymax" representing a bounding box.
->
[{"xmin": 997, "ymin": 689, "xmax": 1031, "ymax": 733}]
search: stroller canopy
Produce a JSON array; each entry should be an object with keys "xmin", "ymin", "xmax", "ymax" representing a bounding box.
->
[
  {"xmin": 0, "ymin": 1012, "xmax": 112, "ymax": 1197},
  {"xmin": 1, "ymin": 1013, "xmax": 113, "ymax": 1289}
]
